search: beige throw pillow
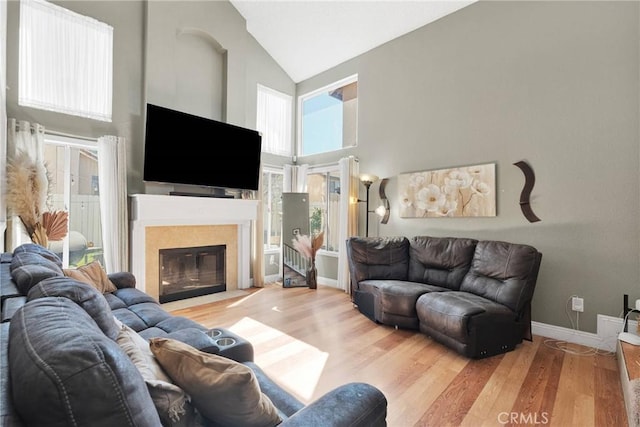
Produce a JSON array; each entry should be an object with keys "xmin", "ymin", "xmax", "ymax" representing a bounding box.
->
[
  {"xmin": 149, "ymin": 337, "xmax": 282, "ymax": 427},
  {"xmin": 115, "ymin": 323, "xmax": 199, "ymax": 427},
  {"xmin": 63, "ymin": 260, "xmax": 118, "ymax": 293}
]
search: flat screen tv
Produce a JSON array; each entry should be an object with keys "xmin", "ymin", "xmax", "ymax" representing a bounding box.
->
[{"xmin": 143, "ymin": 103, "xmax": 262, "ymax": 192}]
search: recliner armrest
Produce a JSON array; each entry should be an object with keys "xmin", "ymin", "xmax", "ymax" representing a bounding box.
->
[
  {"xmin": 280, "ymin": 382, "xmax": 387, "ymax": 427},
  {"xmin": 108, "ymin": 272, "xmax": 136, "ymax": 289},
  {"xmin": 163, "ymin": 328, "xmax": 220, "ymax": 354}
]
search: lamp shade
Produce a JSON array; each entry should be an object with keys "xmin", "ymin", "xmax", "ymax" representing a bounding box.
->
[{"xmin": 359, "ymin": 173, "xmax": 379, "ymax": 185}]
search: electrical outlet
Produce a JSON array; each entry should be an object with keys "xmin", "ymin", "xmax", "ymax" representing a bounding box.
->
[{"xmin": 572, "ymin": 297, "xmax": 584, "ymax": 312}]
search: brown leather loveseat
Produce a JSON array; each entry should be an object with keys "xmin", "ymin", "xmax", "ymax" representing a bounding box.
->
[{"xmin": 346, "ymin": 236, "xmax": 542, "ymax": 359}]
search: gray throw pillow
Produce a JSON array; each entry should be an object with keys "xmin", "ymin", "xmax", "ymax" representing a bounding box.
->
[{"xmin": 115, "ymin": 320, "xmax": 200, "ymax": 427}]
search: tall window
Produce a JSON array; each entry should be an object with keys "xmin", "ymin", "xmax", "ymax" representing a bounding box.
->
[
  {"xmin": 44, "ymin": 134, "xmax": 103, "ymax": 268},
  {"xmin": 19, "ymin": 0, "xmax": 113, "ymax": 121},
  {"xmin": 257, "ymin": 84, "xmax": 292, "ymax": 156},
  {"xmin": 307, "ymin": 166, "xmax": 340, "ymax": 252},
  {"xmin": 298, "ymin": 75, "xmax": 358, "ymax": 156},
  {"xmin": 262, "ymin": 167, "xmax": 284, "ymax": 251}
]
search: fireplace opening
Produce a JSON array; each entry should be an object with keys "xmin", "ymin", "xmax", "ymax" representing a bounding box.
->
[{"xmin": 159, "ymin": 245, "xmax": 226, "ymax": 303}]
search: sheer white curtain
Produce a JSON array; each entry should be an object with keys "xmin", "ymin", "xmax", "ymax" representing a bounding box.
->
[
  {"xmin": 283, "ymin": 164, "xmax": 293, "ymax": 192},
  {"xmin": 6, "ymin": 119, "xmax": 47, "ymax": 250},
  {"xmin": 256, "ymin": 85, "xmax": 292, "ymax": 156},
  {"xmin": 98, "ymin": 135, "xmax": 127, "ymax": 273},
  {"xmin": 19, "ymin": 0, "xmax": 113, "ymax": 122},
  {"xmin": 252, "ymin": 165, "xmax": 265, "ymax": 288},
  {"xmin": 336, "ymin": 156, "xmax": 359, "ymax": 294},
  {"xmin": 283, "ymin": 164, "xmax": 309, "ymax": 193}
]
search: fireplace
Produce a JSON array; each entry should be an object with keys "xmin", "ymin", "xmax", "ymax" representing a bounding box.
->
[
  {"xmin": 159, "ymin": 245, "xmax": 226, "ymax": 303},
  {"xmin": 130, "ymin": 194, "xmax": 259, "ymax": 302}
]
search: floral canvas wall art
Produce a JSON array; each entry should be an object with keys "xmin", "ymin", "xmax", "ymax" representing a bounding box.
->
[{"xmin": 398, "ymin": 163, "xmax": 496, "ymax": 218}]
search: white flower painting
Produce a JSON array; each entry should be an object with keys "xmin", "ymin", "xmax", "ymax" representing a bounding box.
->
[{"xmin": 399, "ymin": 163, "xmax": 496, "ymax": 218}]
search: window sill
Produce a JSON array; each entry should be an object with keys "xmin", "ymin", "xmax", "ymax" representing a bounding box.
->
[{"xmin": 317, "ymin": 249, "xmax": 338, "ymax": 258}]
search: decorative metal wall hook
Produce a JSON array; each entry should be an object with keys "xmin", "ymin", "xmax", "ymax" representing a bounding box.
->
[
  {"xmin": 513, "ymin": 160, "xmax": 541, "ymax": 223},
  {"xmin": 378, "ymin": 178, "xmax": 390, "ymax": 224}
]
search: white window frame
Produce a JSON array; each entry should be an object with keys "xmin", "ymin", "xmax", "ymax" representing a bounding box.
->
[
  {"xmin": 44, "ymin": 133, "xmax": 99, "ymax": 267},
  {"xmin": 257, "ymin": 84, "xmax": 293, "ymax": 156},
  {"xmin": 306, "ymin": 163, "xmax": 341, "ymax": 256},
  {"xmin": 297, "ymin": 74, "xmax": 358, "ymax": 157},
  {"xmin": 263, "ymin": 165, "xmax": 284, "ymax": 253}
]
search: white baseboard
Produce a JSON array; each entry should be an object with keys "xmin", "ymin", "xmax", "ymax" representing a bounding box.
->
[
  {"xmin": 263, "ymin": 275, "xmax": 339, "ymax": 288},
  {"xmin": 319, "ymin": 276, "xmax": 338, "ymax": 288},
  {"xmin": 264, "ymin": 274, "xmax": 280, "ymax": 284},
  {"xmin": 533, "ymin": 314, "xmax": 638, "ymax": 353}
]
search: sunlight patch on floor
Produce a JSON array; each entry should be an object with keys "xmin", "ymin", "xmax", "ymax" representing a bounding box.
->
[
  {"xmin": 225, "ymin": 288, "xmax": 267, "ymax": 308},
  {"xmin": 227, "ymin": 316, "xmax": 328, "ymax": 401}
]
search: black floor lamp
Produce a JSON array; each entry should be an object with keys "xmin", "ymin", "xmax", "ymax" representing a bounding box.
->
[{"xmin": 359, "ymin": 173, "xmax": 379, "ymax": 237}]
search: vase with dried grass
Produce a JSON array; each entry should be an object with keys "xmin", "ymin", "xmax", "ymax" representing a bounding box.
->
[
  {"xmin": 292, "ymin": 231, "xmax": 324, "ymax": 289},
  {"xmin": 6, "ymin": 151, "xmax": 68, "ymax": 247}
]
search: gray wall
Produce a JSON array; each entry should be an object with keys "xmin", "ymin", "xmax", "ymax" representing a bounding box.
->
[{"xmin": 299, "ymin": 1, "xmax": 640, "ymax": 333}]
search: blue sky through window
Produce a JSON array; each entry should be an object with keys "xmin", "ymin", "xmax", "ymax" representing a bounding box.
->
[{"xmin": 302, "ymin": 93, "xmax": 343, "ymax": 155}]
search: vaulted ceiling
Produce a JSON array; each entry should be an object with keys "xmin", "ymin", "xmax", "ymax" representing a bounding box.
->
[{"xmin": 229, "ymin": 1, "xmax": 477, "ymax": 83}]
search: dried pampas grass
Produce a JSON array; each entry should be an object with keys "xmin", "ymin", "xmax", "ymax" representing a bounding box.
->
[
  {"xmin": 7, "ymin": 152, "xmax": 45, "ymax": 236},
  {"xmin": 292, "ymin": 231, "xmax": 324, "ymax": 263},
  {"xmin": 6, "ymin": 150, "xmax": 66, "ymax": 246},
  {"xmin": 31, "ymin": 223, "xmax": 49, "ymax": 247}
]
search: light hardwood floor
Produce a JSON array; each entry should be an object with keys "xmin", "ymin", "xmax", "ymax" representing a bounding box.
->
[{"xmin": 168, "ymin": 284, "xmax": 628, "ymax": 427}]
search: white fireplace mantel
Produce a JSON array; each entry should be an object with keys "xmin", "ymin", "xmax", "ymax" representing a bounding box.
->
[{"xmin": 130, "ymin": 194, "xmax": 258, "ymax": 295}]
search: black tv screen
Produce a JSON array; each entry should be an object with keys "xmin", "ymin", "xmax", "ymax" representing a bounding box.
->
[{"xmin": 143, "ymin": 104, "xmax": 262, "ymax": 191}]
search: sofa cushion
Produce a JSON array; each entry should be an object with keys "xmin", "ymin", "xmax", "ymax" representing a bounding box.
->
[
  {"xmin": 408, "ymin": 236, "xmax": 477, "ymax": 290},
  {"xmin": 10, "ymin": 244, "xmax": 64, "ymax": 294},
  {"xmin": 127, "ymin": 302, "xmax": 175, "ymax": 328},
  {"xmin": 360, "ymin": 279, "xmax": 448, "ymax": 319},
  {"xmin": 13, "ymin": 243, "xmax": 63, "ymax": 267},
  {"xmin": 27, "ymin": 276, "xmax": 120, "ymax": 340},
  {"xmin": 347, "ymin": 237, "xmax": 410, "ymax": 284},
  {"xmin": 106, "ymin": 287, "xmax": 209, "ymax": 339},
  {"xmin": 1, "ymin": 254, "xmax": 21, "ymax": 302},
  {"xmin": 63, "ymin": 260, "xmax": 118, "ymax": 293},
  {"xmin": 109, "ymin": 287, "xmax": 159, "ymax": 306},
  {"xmin": 150, "ymin": 337, "xmax": 281, "ymax": 427},
  {"xmin": 460, "ymin": 240, "xmax": 542, "ymax": 312},
  {"xmin": 9, "ymin": 297, "xmax": 162, "ymax": 427},
  {"xmin": 416, "ymin": 291, "xmax": 516, "ymax": 343},
  {"xmin": 1, "ymin": 296, "xmax": 26, "ymax": 323}
]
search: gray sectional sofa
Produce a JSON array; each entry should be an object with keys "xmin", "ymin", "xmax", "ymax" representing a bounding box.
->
[
  {"xmin": 1, "ymin": 243, "xmax": 387, "ymax": 426},
  {"xmin": 346, "ymin": 236, "xmax": 542, "ymax": 359}
]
